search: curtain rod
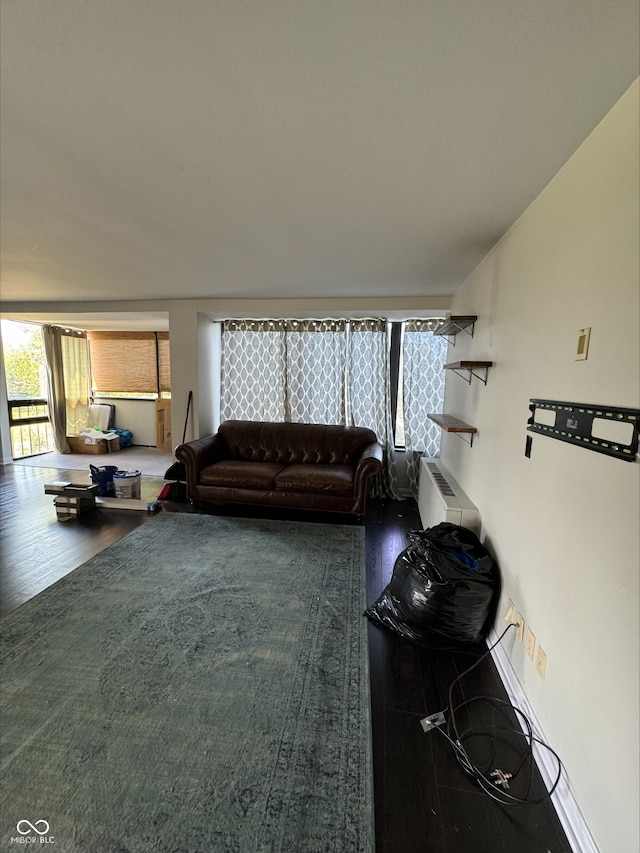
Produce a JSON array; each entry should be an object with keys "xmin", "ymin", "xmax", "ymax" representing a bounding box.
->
[
  {"xmin": 45, "ymin": 324, "xmax": 86, "ymax": 335},
  {"xmin": 1, "ymin": 318, "xmax": 85, "ymax": 334},
  {"xmin": 220, "ymin": 316, "xmax": 446, "ymax": 323}
]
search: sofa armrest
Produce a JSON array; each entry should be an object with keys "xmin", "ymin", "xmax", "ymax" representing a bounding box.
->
[
  {"xmin": 175, "ymin": 434, "xmax": 227, "ymax": 487},
  {"xmin": 353, "ymin": 441, "xmax": 383, "ymax": 496}
]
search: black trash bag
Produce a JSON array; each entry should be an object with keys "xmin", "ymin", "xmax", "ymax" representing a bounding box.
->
[{"xmin": 365, "ymin": 522, "xmax": 500, "ymax": 649}]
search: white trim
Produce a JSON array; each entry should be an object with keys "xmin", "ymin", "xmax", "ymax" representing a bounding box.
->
[{"xmin": 488, "ymin": 629, "xmax": 600, "ymax": 853}]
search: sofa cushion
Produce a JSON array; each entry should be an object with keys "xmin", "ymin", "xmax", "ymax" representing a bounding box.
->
[
  {"xmin": 274, "ymin": 464, "xmax": 354, "ymax": 495},
  {"xmin": 200, "ymin": 460, "xmax": 285, "ymax": 489},
  {"xmin": 218, "ymin": 420, "xmax": 378, "ymax": 466}
]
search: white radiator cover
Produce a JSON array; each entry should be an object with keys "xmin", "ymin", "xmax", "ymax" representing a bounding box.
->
[{"xmin": 418, "ymin": 457, "xmax": 480, "ymax": 533}]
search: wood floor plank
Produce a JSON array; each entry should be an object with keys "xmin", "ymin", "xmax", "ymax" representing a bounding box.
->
[{"xmin": 363, "ymin": 497, "xmax": 572, "ymax": 853}]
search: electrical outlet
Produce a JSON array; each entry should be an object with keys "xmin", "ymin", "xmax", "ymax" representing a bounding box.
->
[
  {"xmin": 536, "ymin": 646, "xmax": 547, "ymax": 679},
  {"xmin": 525, "ymin": 628, "xmax": 536, "ymax": 660},
  {"xmin": 504, "ymin": 598, "xmax": 515, "ymax": 622},
  {"xmin": 514, "ymin": 612, "xmax": 525, "ymax": 642}
]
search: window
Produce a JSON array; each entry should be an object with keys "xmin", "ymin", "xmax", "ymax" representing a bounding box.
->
[
  {"xmin": 220, "ymin": 316, "xmax": 445, "ymax": 498},
  {"xmin": 88, "ymin": 332, "xmax": 170, "ymax": 398},
  {"xmin": 389, "ymin": 322, "xmax": 404, "ymax": 446},
  {"xmin": 389, "ymin": 320, "xmax": 446, "ymax": 450},
  {"xmin": 1, "ymin": 320, "xmax": 54, "ymax": 458},
  {"xmin": 400, "ymin": 319, "xmax": 447, "ymax": 459}
]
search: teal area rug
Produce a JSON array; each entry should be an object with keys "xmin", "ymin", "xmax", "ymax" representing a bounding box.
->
[{"xmin": 0, "ymin": 513, "xmax": 373, "ymax": 853}]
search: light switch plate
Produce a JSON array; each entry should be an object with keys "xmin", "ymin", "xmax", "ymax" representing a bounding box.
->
[
  {"xmin": 576, "ymin": 327, "xmax": 591, "ymax": 360},
  {"xmin": 525, "ymin": 628, "xmax": 536, "ymax": 660}
]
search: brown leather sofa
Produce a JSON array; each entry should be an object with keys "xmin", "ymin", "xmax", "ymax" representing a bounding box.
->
[{"xmin": 175, "ymin": 420, "xmax": 383, "ymax": 518}]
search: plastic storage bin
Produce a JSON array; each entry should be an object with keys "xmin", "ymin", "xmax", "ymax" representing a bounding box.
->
[{"xmin": 90, "ymin": 465, "xmax": 118, "ymax": 497}]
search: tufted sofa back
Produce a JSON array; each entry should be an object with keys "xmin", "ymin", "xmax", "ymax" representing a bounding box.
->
[{"xmin": 218, "ymin": 420, "xmax": 378, "ymax": 466}]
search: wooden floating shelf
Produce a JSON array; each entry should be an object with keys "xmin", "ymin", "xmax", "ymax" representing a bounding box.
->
[
  {"xmin": 428, "ymin": 414, "xmax": 476, "ymax": 433},
  {"xmin": 443, "ymin": 359, "xmax": 493, "ymax": 385},
  {"xmin": 443, "ymin": 360, "xmax": 493, "ymax": 370},
  {"xmin": 428, "ymin": 413, "xmax": 477, "ymax": 446},
  {"xmin": 433, "ymin": 315, "xmax": 477, "ymax": 338}
]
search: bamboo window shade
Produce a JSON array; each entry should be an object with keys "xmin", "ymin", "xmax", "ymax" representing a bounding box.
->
[
  {"xmin": 88, "ymin": 332, "xmax": 170, "ymax": 394},
  {"xmin": 157, "ymin": 332, "xmax": 171, "ymax": 393}
]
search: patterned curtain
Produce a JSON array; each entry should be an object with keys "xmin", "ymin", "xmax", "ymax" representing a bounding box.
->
[
  {"xmin": 222, "ymin": 320, "xmax": 348, "ymax": 425},
  {"xmin": 221, "ymin": 320, "xmax": 286, "ymax": 422},
  {"xmin": 221, "ymin": 317, "xmax": 446, "ymax": 500},
  {"xmin": 285, "ymin": 320, "xmax": 347, "ymax": 423},
  {"xmin": 402, "ymin": 319, "xmax": 447, "ymax": 496},
  {"xmin": 348, "ymin": 319, "xmax": 398, "ymax": 498}
]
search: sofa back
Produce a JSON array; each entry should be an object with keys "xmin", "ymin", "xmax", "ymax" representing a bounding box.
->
[{"xmin": 218, "ymin": 420, "xmax": 378, "ymax": 466}]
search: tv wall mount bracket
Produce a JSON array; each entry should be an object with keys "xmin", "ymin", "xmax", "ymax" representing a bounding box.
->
[{"xmin": 526, "ymin": 399, "xmax": 640, "ymax": 463}]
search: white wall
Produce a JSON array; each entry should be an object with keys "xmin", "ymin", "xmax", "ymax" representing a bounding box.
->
[
  {"xmin": 441, "ymin": 79, "xmax": 639, "ymax": 853},
  {"xmin": 197, "ymin": 315, "xmax": 220, "ymax": 437},
  {"xmin": 92, "ymin": 397, "xmax": 156, "ymax": 446},
  {"xmin": 168, "ymin": 304, "xmax": 201, "ymax": 449}
]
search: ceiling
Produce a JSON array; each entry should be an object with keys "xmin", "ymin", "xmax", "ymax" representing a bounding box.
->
[{"xmin": 1, "ymin": 0, "xmax": 638, "ymax": 316}]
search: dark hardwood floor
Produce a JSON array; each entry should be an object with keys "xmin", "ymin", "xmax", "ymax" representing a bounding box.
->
[{"xmin": 0, "ymin": 463, "xmax": 572, "ymax": 853}]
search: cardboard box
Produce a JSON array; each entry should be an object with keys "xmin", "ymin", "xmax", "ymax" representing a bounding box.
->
[{"xmin": 67, "ymin": 435, "xmax": 120, "ymax": 454}]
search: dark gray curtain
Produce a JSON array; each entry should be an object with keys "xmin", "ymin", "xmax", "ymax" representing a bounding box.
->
[{"xmin": 42, "ymin": 325, "xmax": 70, "ymax": 453}]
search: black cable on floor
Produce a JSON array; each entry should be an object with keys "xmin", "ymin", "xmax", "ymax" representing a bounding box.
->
[{"xmin": 421, "ymin": 623, "xmax": 564, "ymax": 806}]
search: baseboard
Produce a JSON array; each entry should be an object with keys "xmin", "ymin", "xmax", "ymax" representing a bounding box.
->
[
  {"xmin": 488, "ymin": 629, "xmax": 600, "ymax": 853},
  {"xmin": 2, "ymin": 456, "xmax": 14, "ymax": 465}
]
